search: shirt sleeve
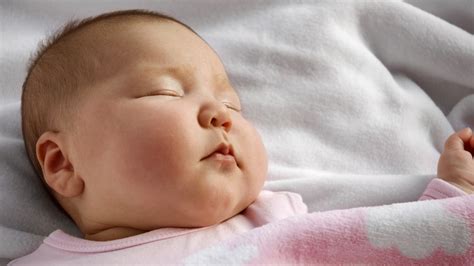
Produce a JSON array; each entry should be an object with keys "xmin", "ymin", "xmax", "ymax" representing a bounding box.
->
[{"xmin": 418, "ymin": 178, "xmax": 467, "ymax": 200}]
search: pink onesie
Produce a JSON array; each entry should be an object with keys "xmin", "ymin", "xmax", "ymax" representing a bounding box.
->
[{"xmin": 9, "ymin": 179, "xmax": 467, "ymax": 265}]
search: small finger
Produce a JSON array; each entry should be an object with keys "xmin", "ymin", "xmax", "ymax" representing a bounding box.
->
[
  {"xmin": 457, "ymin": 127, "xmax": 472, "ymax": 142},
  {"xmin": 445, "ymin": 130, "xmax": 468, "ymax": 151}
]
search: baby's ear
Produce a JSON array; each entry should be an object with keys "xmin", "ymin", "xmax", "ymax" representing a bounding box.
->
[{"xmin": 36, "ymin": 132, "xmax": 84, "ymax": 198}]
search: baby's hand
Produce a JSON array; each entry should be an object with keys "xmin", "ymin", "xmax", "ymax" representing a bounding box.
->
[{"xmin": 437, "ymin": 128, "xmax": 474, "ymax": 194}]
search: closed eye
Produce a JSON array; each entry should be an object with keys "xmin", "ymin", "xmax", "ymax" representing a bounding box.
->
[{"xmin": 141, "ymin": 89, "xmax": 183, "ymax": 98}]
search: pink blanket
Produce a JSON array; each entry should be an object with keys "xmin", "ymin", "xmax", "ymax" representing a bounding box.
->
[{"xmin": 184, "ymin": 195, "xmax": 474, "ymax": 264}]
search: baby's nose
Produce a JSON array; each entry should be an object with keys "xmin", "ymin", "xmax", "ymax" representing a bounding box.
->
[{"xmin": 198, "ymin": 100, "xmax": 232, "ymax": 132}]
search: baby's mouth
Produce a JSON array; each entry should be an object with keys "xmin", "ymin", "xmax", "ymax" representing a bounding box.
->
[{"xmin": 201, "ymin": 143, "xmax": 237, "ymax": 164}]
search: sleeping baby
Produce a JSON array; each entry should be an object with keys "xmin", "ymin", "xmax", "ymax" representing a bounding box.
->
[{"xmin": 12, "ymin": 9, "xmax": 473, "ymax": 264}]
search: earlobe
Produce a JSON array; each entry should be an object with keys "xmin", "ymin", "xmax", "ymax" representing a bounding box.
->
[{"xmin": 36, "ymin": 132, "xmax": 84, "ymax": 198}]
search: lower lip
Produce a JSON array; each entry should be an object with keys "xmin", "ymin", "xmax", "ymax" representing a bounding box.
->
[{"xmin": 207, "ymin": 153, "xmax": 236, "ymax": 163}]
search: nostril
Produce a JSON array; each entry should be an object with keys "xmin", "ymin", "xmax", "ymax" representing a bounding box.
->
[
  {"xmin": 222, "ymin": 121, "xmax": 232, "ymax": 131},
  {"xmin": 210, "ymin": 118, "xmax": 218, "ymax": 127}
]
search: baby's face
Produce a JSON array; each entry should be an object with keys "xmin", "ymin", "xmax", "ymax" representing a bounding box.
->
[{"xmin": 68, "ymin": 20, "xmax": 267, "ymax": 231}]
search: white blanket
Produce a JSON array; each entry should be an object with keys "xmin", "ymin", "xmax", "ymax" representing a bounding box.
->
[{"xmin": 0, "ymin": 0, "xmax": 473, "ymax": 263}]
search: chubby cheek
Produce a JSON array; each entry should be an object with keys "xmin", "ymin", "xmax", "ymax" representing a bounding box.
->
[
  {"xmin": 83, "ymin": 104, "xmax": 197, "ymax": 197},
  {"xmin": 236, "ymin": 119, "xmax": 268, "ymax": 194},
  {"xmin": 114, "ymin": 114, "xmax": 196, "ymax": 186}
]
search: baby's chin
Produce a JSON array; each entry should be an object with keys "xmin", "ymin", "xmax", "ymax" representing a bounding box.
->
[
  {"xmin": 82, "ymin": 193, "xmax": 260, "ymax": 241},
  {"xmin": 185, "ymin": 195, "xmax": 258, "ymax": 228}
]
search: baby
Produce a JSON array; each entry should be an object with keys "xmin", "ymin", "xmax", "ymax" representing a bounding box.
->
[{"xmin": 14, "ymin": 9, "xmax": 473, "ymax": 264}]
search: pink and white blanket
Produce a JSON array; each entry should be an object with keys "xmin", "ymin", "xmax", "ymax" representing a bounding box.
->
[{"xmin": 185, "ymin": 195, "xmax": 474, "ymax": 264}]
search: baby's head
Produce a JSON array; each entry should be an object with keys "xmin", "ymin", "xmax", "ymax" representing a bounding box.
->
[{"xmin": 21, "ymin": 10, "xmax": 267, "ymax": 241}]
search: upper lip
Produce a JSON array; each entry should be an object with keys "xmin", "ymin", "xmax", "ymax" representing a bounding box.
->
[{"xmin": 202, "ymin": 142, "xmax": 235, "ymax": 160}]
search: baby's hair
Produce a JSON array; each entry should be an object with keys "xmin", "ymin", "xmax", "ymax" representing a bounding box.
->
[{"xmin": 21, "ymin": 9, "xmax": 196, "ymax": 183}]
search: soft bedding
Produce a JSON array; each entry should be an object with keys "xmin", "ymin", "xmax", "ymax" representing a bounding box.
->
[
  {"xmin": 184, "ymin": 194, "xmax": 474, "ymax": 264},
  {"xmin": 1, "ymin": 0, "xmax": 473, "ymax": 264}
]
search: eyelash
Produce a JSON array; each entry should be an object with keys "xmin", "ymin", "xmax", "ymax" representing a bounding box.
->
[
  {"xmin": 141, "ymin": 90, "xmax": 241, "ymax": 112},
  {"xmin": 143, "ymin": 90, "xmax": 182, "ymax": 97},
  {"xmin": 223, "ymin": 102, "xmax": 241, "ymax": 112}
]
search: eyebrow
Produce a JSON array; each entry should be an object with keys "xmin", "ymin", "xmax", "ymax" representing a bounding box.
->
[{"xmin": 133, "ymin": 65, "xmax": 189, "ymax": 82}]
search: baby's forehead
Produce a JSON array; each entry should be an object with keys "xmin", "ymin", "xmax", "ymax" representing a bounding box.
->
[
  {"xmin": 63, "ymin": 19, "xmax": 174, "ymax": 80},
  {"xmin": 65, "ymin": 16, "xmax": 179, "ymax": 56},
  {"xmin": 66, "ymin": 17, "xmax": 231, "ymax": 93}
]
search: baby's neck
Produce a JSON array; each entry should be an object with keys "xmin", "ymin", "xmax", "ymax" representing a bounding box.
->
[{"xmin": 85, "ymin": 227, "xmax": 146, "ymax": 241}]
